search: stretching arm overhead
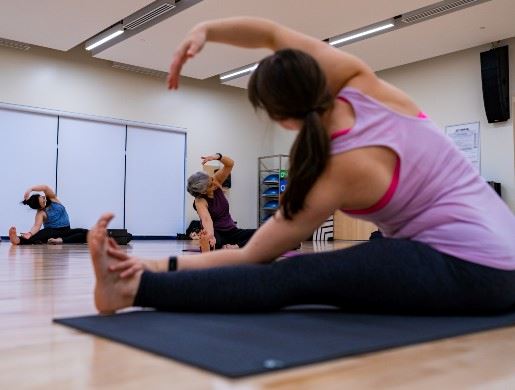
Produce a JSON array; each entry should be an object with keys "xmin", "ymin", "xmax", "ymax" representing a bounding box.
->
[
  {"xmin": 167, "ymin": 17, "xmax": 374, "ymax": 96},
  {"xmin": 202, "ymin": 153, "xmax": 234, "ymax": 186},
  {"xmin": 24, "ymin": 185, "xmax": 59, "ymax": 202}
]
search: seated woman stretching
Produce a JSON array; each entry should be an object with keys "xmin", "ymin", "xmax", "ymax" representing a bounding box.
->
[
  {"xmin": 187, "ymin": 153, "xmax": 255, "ymax": 251},
  {"xmin": 9, "ymin": 185, "xmax": 88, "ymax": 245},
  {"xmin": 88, "ymin": 17, "xmax": 515, "ymax": 315}
]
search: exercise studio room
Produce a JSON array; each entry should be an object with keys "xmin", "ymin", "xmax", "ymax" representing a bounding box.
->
[{"xmin": 1, "ymin": 0, "xmax": 515, "ymax": 388}]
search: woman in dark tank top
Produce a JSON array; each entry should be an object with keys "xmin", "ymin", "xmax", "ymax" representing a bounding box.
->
[{"xmin": 187, "ymin": 153, "xmax": 255, "ymax": 251}]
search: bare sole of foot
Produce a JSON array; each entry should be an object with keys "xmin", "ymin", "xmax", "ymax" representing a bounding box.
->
[
  {"xmin": 89, "ymin": 213, "xmax": 140, "ymax": 314},
  {"xmin": 199, "ymin": 234, "xmax": 211, "ymax": 252},
  {"xmin": 48, "ymin": 238, "xmax": 63, "ymax": 245},
  {"xmin": 9, "ymin": 227, "xmax": 20, "ymax": 245}
]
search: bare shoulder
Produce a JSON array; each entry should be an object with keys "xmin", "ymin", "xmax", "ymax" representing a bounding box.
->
[
  {"xmin": 347, "ymin": 74, "xmax": 422, "ymax": 116},
  {"xmin": 36, "ymin": 209, "xmax": 47, "ymax": 221},
  {"xmin": 194, "ymin": 197, "xmax": 208, "ymax": 208}
]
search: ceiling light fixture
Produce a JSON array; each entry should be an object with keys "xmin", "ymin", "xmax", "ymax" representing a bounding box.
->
[
  {"xmin": 218, "ymin": 0, "xmax": 492, "ymax": 85},
  {"xmin": 329, "ymin": 23, "xmax": 395, "ymax": 47},
  {"xmin": 219, "ymin": 63, "xmax": 259, "ymax": 81},
  {"xmin": 85, "ymin": 0, "xmax": 203, "ymax": 55},
  {"xmin": 85, "ymin": 24, "xmax": 124, "ymax": 51}
]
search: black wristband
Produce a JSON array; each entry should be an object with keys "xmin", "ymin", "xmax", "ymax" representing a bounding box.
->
[
  {"xmin": 216, "ymin": 152, "xmax": 223, "ymax": 160},
  {"xmin": 168, "ymin": 256, "xmax": 178, "ymax": 272}
]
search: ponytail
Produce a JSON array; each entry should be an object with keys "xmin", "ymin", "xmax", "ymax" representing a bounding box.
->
[
  {"xmin": 21, "ymin": 193, "xmax": 49, "ymax": 210},
  {"xmin": 281, "ymin": 110, "xmax": 330, "ymax": 219},
  {"xmin": 248, "ymin": 48, "xmax": 333, "ymax": 219}
]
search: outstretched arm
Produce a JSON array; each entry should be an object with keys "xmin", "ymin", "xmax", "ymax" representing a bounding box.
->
[
  {"xmin": 110, "ymin": 158, "xmax": 344, "ymax": 276},
  {"xmin": 22, "ymin": 211, "xmax": 45, "ymax": 239},
  {"xmin": 24, "ymin": 185, "xmax": 58, "ymax": 201},
  {"xmin": 202, "ymin": 153, "xmax": 234, "ymax": 186},
  {"xmin": 194, "ymin": 198, "xmax": 216, "ymax": 248},
  {"xmin": 168, "ymin": 17, "xmax": 374, "ymax": 96}
]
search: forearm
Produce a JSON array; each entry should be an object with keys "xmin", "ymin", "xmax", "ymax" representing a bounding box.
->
[
  {"xmin": 27, "ymin": 224, "xmax": 42, "ymax": 236},
  {"xmin": 142, "ymin": 249, "xmax": 257, "ymax": 273},
  {"xmin": 219, "ymin": 154, "xmax": 234, "ymax": 168},
  {"xmin": 28, "ymin": 185, "xmax": 49, "ymax": 192},
  {"xmin": 177, "ymin": 247, "xmax": 264, "ymax": 271},
  {"xmin": 200, "ymin": 217, "xmax": 214, "ymax": 237},
  {"xmin": 201, "ymin": 17, "xmax": 278, "ymax": 50}
]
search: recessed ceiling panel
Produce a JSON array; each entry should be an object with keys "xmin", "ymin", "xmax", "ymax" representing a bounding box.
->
[
  {"xmin": 0, "ymin": 0, "xmax": 152, "ymax": 51},
  {"xmin": 96, "ymin": 0, "xmax": 434, "ymax": 79},
  {"xmin": 224, "ymin": 0, "xmax": 515, "ymax": 89}
]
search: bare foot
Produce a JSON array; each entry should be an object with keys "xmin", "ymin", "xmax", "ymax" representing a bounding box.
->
[
  {"xmin": 199, "ymin": 230, "xmax": 211, "ymax": 252},
  {"xmin": 222, "ymin": 244, "xmax": 239, "ymax": 249},
  {"xmin": 88, "ymin": 213, "xmax": 141, "ymax": 314},
  {"xmin": 8, "ymin": 227, "xmax": 20, "ymax": 245},
  {"xmin": 48, "ymin": 237, "xmax": 63, "ymax": 245}
]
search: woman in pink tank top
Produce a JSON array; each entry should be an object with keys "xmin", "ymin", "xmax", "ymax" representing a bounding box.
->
[{"xmin": 87, "ymin": 17, "xmax": 515, "ymax": 316}]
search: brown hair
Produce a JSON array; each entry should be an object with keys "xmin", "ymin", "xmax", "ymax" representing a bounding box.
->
[{"xmin": 248, "ymin": 49, "xmax": 333, "ymax": 219}]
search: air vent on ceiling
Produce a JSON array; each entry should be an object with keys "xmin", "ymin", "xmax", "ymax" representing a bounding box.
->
[
  {"xmin": 124, "ymin": 3, "xmax": 176, "ymax": 30},
  {"xmin": 112, "ymin": 62, "xmax": 168, "ymax": 78},
  {"xmin": 402, "ymin": 0, "xmax": 480, "ymax": 24},
  {"xmin": 0, "ymin": 38, "xmax": 31, "ymax": 51}
]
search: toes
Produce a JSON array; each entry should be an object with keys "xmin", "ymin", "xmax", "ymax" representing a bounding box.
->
[{"xmin": 97, "ymin": 213, "xmax": 115, "ymax": 229}]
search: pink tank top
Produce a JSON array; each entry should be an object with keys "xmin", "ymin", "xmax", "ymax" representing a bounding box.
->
[{"xmin": 331, "ymin": 86, "xmax": 515, "ymax": 270}]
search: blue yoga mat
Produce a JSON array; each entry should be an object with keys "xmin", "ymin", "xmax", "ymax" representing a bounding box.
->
[{"xmin": 54, "ymin": 308, "xmax": 515, "ymax": 378}]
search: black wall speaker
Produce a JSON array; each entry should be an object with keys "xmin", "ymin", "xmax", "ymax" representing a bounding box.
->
[{"xmin": 480, "ymin": 45, "xmax": 510, "ymax": 123}]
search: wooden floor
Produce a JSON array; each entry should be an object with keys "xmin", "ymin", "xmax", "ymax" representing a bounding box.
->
[{"xmin": 1, "ymin": 239, "xmax": 515, "ymax": 389}]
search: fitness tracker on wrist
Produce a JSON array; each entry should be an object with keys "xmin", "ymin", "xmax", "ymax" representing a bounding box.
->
[{"xmin": 168, "ymin": 256, "xmax": 178, "ymax": 272}]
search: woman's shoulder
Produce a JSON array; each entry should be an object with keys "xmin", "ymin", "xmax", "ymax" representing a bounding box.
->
[{"xmin": 194, "ymin": 197, "xmax": 208, "ymax": 207}]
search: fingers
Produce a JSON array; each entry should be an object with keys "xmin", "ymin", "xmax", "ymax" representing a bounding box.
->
[
  {"xmin": 167, "ymin": 30, "xmax": 205, "ymax": 90},
  {"xmin": 107, "ymin": 237, "xmax": 122, "ymax": 251},
  {"xmin": 95, "ymin": 213, "xmax": 115, "ymax": 230},
  {"xmin": 107, "ymin": 247, "xmax": 129, "ymax": 261},
  {"xmin": 120, "ymin": 265, "xmax": 142, "ymax": 279},
  {"xmin": 167, "ymin": 47, "xmax": 187, "ymax": 90},
  {"xmin": 108, "ymin": 258, "xmax": 137, "ymax": 272},
  {"xmin": 108, "ymin": 259, "xmax": 143, "ymax": 278}
]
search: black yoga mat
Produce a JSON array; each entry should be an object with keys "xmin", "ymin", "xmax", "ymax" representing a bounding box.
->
[{"xmin": 54, "ymin": 309, "xmax": 515, "ymax": 378}]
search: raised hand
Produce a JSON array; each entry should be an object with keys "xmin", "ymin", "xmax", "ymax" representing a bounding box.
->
[
  {"xmin": 167, "ymin": 23, "xmax": 207, "ymax": 90},
  {"xmin": 201, "ymin": 155, "xmax": 219, "ymax": 165}
]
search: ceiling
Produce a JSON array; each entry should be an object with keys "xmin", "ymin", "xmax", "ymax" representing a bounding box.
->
[{"xmin": 0, "ymin": 0, "xmax": 514, "ymax": 89}]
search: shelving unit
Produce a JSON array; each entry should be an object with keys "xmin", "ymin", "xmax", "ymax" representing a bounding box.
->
[{"xmin": 258, "ymin": 154, "xmax": 289, "ymax": 226}]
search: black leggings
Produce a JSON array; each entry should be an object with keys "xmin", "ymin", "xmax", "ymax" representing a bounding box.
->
[
  {"xmin": 134, "ymin": 238, "xmax": 515, "ymax": 315},
  {"xmin": 213, "ymin": 228, "xmax": 256, "ymax": 249},
  {"xmin": 19, "ymin": 226, "xmax": 88, "ymax": 245}
]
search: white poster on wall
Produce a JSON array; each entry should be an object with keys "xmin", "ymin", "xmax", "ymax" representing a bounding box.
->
[{"xmin": 445, "ymin": 121, "xmax": 480, "ymax": 173}]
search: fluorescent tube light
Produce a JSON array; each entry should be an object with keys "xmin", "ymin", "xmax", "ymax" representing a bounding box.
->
[
  {"xmin": 220, "ymin": 63, "xmax": 258, "ymax": 81},
  {"xmin": 329, "ymin": 23, "xmax": 394, "ymax": 46},
  {"xmin": 85, "ymin": 29, "xmax": 124, "ymax": 51}
]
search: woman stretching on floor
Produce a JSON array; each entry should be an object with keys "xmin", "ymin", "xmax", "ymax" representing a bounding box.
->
[
  {"xmin": 187, "ymin": 153, "xmax": 255, "ymax": 251},
  {"xmin": 88, "ymin": 17, "xmax": 515, "ymax": 315},
  {"xmin": 9, "ymin": 185, "xmax": 88, "ymax": 245}
]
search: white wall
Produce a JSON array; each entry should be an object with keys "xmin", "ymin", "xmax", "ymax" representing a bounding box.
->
[
  {"xmin": 269, "ymin": 37, "xmax": 515, "ymax": 211},
  {"xmin": 0, "ymin": 45, "xmax": 273, "ymax": 230}
]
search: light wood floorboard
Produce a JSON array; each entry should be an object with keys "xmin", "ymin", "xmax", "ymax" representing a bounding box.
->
[{"xmin": 0, "ymin": 240, "xmax": 514, "ymax": 389}]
